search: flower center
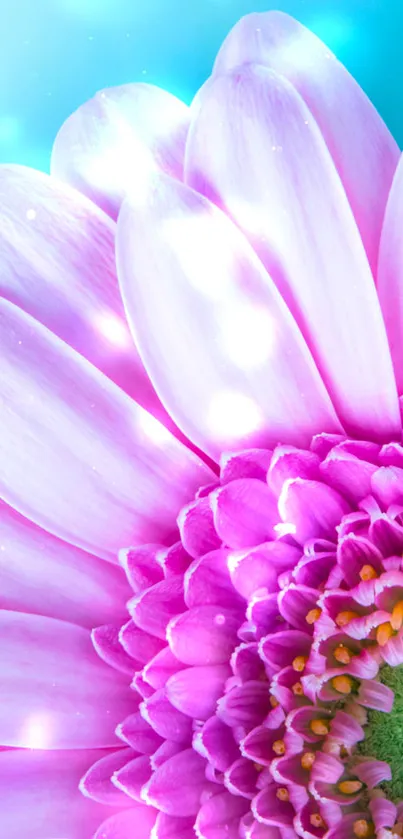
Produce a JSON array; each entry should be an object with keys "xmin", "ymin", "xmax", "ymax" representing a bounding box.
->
[{"xmin": 358, "ymin": 664, "xmax": 403, "ymax": 803}]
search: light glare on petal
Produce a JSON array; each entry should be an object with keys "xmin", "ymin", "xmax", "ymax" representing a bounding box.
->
[
  {"xmin": 94, "ymin": 311, "xmax": 132, "ymax": 349},
  {"xmin": 221, "ymin": 301, "xmax": 275, "ymax": 369},
  {"xmin": 22, "ymin": 713, "xmax": 52, "ymax": 748},
  {"xmin": 137, "ymin": 411, "xmax": 173, "ymax": 446},
  {"xmin": 207, "ymin": 391, "xmax": 263, "ymax": 440}
]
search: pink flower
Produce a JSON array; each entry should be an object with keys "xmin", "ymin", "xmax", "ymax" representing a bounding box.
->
[{"xmin": 2, "ymin": 9, "xmax": 403, "ymax": 839}]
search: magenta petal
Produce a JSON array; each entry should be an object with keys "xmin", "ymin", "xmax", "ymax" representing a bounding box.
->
[
  {"xmin": 143, "ymin": 647, "xmax": 184, "ymax": 690},
  {"xmin": 186, "ymin": 65, "xmax": 400, "ymax": 442},
  {"xmin": 213, "ymin": 11, "xmax": 399, "ymax": 274},
  {"xmin": 252, "ymin": 786, "xmax": 295, "ymax": 827},
  {"xmin": 0, "ymin": 749, "xmax": 124, "ymax": 839},
  {"xmin": 184, "ymin": 548, "xmax": 242, "ymax": 609},
  {"xmin": 371, "ymin": 466, "xmax": 403, "ymax": 509},
  {"xmin": 225, "ymin": 757, "xmax": 260, "ymax": 799},
  {"xmin": 168, "ymin": 605, "xmax": 240, "ymax": 665},
  {"xmin": 231, "ymin": 643, "xmax": 266, "ymax": 682},
  {"xmin": 220, "ymin": 449, "xmax": 272, "ymax": 483},
  {"xmin": 337, "ymin": 534, "xmax": 384, "ymax": 587},
  {"xmin": 0, "ymin": 299, "xmax": 214, "ymax": 561},
  {"xmin": 278, "ymin": 586, "xmax": 320, "ymax": 632},
  {"xmin": 0, "ymin": 611, "xmax": 133, "ymax": 748},
  {"xmin": 158, "ymin": 542, "xmax": 192, "ymax": 576},
  {"xmin": 119, "ymin": 621, "xmax": 165, "ymax": 663},
  {"xmin": 51, "ymin": 83, "xmax": 190, "ymax": 218},
  {"xmin": 151, "ymin": 741, "xmax": 183, "ymax": 770},
  {"xmin": 94, "ymin": 806, "xmax": 157, "ymax": 839},
  {"xmin": 167, "ymin": 664, "xmax": 231, "ymax": 719},
  {"xmin": 260, "ymin": 630, "xmax": 311, "ymax": 670},
  {"xmin": 196, "ymin": 791, "xmax": 249, "ymax": 839},
  {"xmin": 80, "ymin": 748, "xmax": 136, "ymax": 806},
  {"xmin": 357, "ymin": 679, "xmax": 394, "ymax": 711},
  {"xmin": 229, "ymin": 542, "xmax": 300, "ymax": 600},
  {"xmin": 153, "ymin": 812, "xmax": 196, "ymax": 838},
  {"xmin": 129, "ymin": 577, "xmax": 185, "ymax": 640},
  {"xmin": 0, "ymin": 500, "xmax": 130, "ymax": 628},
  {"xmin": 119, "ymin": 545, "xmax": 164, "ymax": 593},
  {"xmin": 268, "ymin": 446, "xmax": 320, "ymax": 495},
  {"xmin": 320, "ymin": 448, "xmax": 377, "ymax": 505},
  {"xmin": 217, "ymin": 681, "xmax": 272, "ymax": 730},
  {"xmin": 116, "ymin": 711, "xmax": 163, "ymax": 753},
  {"xmin": 116, "ymin": 173, "xmax": 342, "ymax": 459},
  {"xmin": 141, "ymin": 689, "xmax": 193, "ymax": 744},
  {"xmin": 378, "ymin": 154, "xmax": 403, "ymax": 392},
  {"xmin": 212, "ymin": 479, "xmax": 278, "ymax": 549},
  {"xmin": 178, "ymin": 496, "xmax": 221, "ymax": 559},
  {"xmin": 369, "ymin": 796, "xmax": 397, "ymax": 831},
  {"xmin": 200, "ymin": 716, "xmax": 239, "ymax": 771},
  {"xmin": 92, "ymin": 624, "xmax": 139, "ymax": 674},
  {"xmin": 143, "ymin": 748, "xmax": 208, "ymax": 816},
  {"xmin": 113, "ymin": 755, "xmax": 152, "ymax": 802},
  {"xmin": 355, "ymin": 760, "xmax": 392, "ymax": 788},
  {"xmin": 279, "ymin": 479, "xmax": 351, "ymax": 544}
]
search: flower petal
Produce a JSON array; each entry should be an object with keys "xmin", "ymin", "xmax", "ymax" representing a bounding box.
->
[
  {"xmin": 211, "ymin": 479, "xmax": 278, "ymax": 549},
  {"xmin": 94, "ymin": 805, "xmax": 157, "ymax": 839},
  {"xmin": 153, "ymin": 813, "xmax": 196, "ymax": 839},
  {"xmin": 0, "ymin": 610, "xmax": 133, "ymax": 749},
  {"xmin": 0, "ymin": 500, "xmax": 130, "ymax": 627},
  {"xmin": 212, "ymin": 11, "xmax": 399, "ymax": 274},
  {"xmin": 116, "ymin": 172, "xmax": 342, "ymax": 459},
  {"xmin": 51, "ymin": 83, "xmax": 190, "ymax": 219},
  {"xmin": 0, "ymin": 748, "xmax": 123, "ymax": 839},
  {"xmin": 0, "ymin": 299, "xmax": 214, "ymax": 561},
  {"xmin": 196, "ymin": 790, "xmax": 250, "ymax": 838},
  {"xmin": 186, "ymin": 65, "xmax": 400, "ymax": 442},
  {"xmin": 142, "ymin": 748, "xmax": 208, "ymax": 816},
  {"xmin": 168, "ymin": 606, "xmax": 240, "ymax": 666},
  {"xmin": 80, "ymin": 747, "xmax": 136, "ymax": 806},
  {"xmin": 167, "ymin": 664, "xmax": 231, "ymax": 719},
  {"xmin": 0, "ymin": 164, "xmax": 178, "ymax": 430}
]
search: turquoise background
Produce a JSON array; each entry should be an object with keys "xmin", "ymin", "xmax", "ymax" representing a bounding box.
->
[{"xmin": 2, "ymin": 0, "xmax": 401, "ymax": 172}]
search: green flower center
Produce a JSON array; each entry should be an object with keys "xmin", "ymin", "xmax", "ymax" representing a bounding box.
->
[{"xmin": 357, "ymin": 665, "xmax": 403, "ymax": 803}]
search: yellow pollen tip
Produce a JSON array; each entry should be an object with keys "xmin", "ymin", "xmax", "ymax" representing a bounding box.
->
[
  {"xmin": 292, "ymin": 655, "xmax": 308, "ymax": 672},
  {"xmin": 391, "ymin": 600, "xmax": 403, "ymax": 631},
  {"xmin": 273, "ymin": 739, "xmax": 286, "ymax": 756},
  {"xmin": 333, "ymin": 644, "xmax": 352, "ymax": 665},
  {"xmin": 269, "ymin": 696, "xmax": 279, "ymax": 708},
  {"xmin": 310, "ymin": 814, "xmax": 327, "ymax": 829},
  {"xmin": 376, "ymin": 621, "xmax": 394, "ymax": 647},
  {"xmin": 353, "ymin": 819, "xmax": 373, "ymax": 838},
  {"xmin": 301, "ymin": 751, "xmax": 316, "ymax": 770},
  {"xmin": 310, "ymin": 719, "xmax": 329, "ymax": 736},
  {"xmin": 338, "ymin": 780, "xmax": 363, "ymax": 795},
  {"xmin": 276, "ymin": 787, "xmax": 289, "ymax": 802},
  {"xmin": 306, "ymin": 608, "xmax": 322, "ymax": 625},
  {"xmin": 359, "ymin": 565, "xmax": 378, "ymax": 581},
  {"xmin": 331, "ymin": 675, "xmax": 354, "ymax": 695},
  {"xmin": 292, "ymin": 681, "xmax": 304, "ymax": 696},
  {"xmin": 335, "ymin": 610, "xmax": 359, "ymax": 627}
]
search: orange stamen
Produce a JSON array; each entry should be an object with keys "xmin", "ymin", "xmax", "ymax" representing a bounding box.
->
[
  {"xmin": 334, "ymin": 644, "xmax": 352, "ymax": 665},
  {"xmin": 270, "ymin": 696, "xmax": 279, "ymax": 708},
  {"xmin": 292, "ymin": 681, "xmax": 304, "ymax": 696},
  {"xmin": 353, "ymin": 819, "xmax": 373, "ymax": 838},
  {"xmin": 292, "ymin": 655, "xmax": 308, "ymax": 672},
  {"xmin": 359, "ymin": 565, "xmax": 378, "ymax": 581},
  {"xmin": 335, "ymin": 610, "xmax": 359, "ymax": 627},
  {"xmin": 301, "ymin": 751, "xmax": 316, "ymax": 770},
  {"xmin": 273, "ymin": 739, "xmax": 286, "ymax": 756},
  {"xmin": 310, "ymin": 814, "xmax": 327, "ymax": 829},
  {"xmin": 338, "ymin": 780, "xmax": 363, "ymax": 795},
  {"xmin": 376, "ymin": 622, "xmax": 394, "ymax": 647},
  {"xmin": 276, "ymin": 787, "xmax": 289, "ymax": 802},
  {"xmin": 310, "ymin": 719, "xmax": 329, "ymax": 736},
  {"xmin": 331, "ymin": 675, "xmax": 354, "ymax": 695},
  {"xmin": 391, "ymin": 600, "xmax": 403, "ymax": 631},
  {"xmin": 306, "ymin": 608, "xmax": 322, "ymax": 625}
]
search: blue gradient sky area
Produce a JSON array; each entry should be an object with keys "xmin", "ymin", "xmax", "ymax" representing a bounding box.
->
[{"xmin": 1, "ymin": 0, "xmax": 401, "ymax": 172}]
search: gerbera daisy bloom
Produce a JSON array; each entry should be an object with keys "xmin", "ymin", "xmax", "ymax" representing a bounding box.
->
[{"xmin": 3, "ymin": 8, "xmax": 403, "ymax": 839}]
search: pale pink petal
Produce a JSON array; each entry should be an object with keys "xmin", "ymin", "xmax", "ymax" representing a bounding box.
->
[
  {"xmin": 0, "ymin": 748, "xmax": 124, "ymax": 839},
  {"xmin": 51, "ymin": 83, "xmax": 190, "ymax": 219},
  {"xmin": 92, "ymin": 625, "xmax": 139, "ymax": 675},
  {"xmin": 186, "ymin": 66, "xmax": 400, "ymax": 442},
  {"xmin": 143, "ymin": 748, "xmax": 208, "ymax": 816},
  {"xmin": 378, "ymin": 153, "xmax": 403, "ymax": 391},
  {"xmin": 0, "ymin": 500, "xmax": 130, "ymax": 627},
  {"xmin": 0, "ymin": 164, "xmax": 179, "ymax": 434},
  {"xmin": 0, "ymin": 299, "xmax": 214, "ymax": 562},
  {"xmin": 94, "ymin": 805, "xmax": 157, "ymax": 839},
  {"xmin": 212, "ymin": 11, "xmax": 399, "ymax": 274},
  {"xmin": 0, "ymin": 610, "xmax": 134, "ymax": 748},
  {"xmin": 211, "ymin": 479, "xmax": 278, "ymax": 548},
  {"xmin": 116, "ymin": 173, "xmax": 342, "ymax": 459},
  {"xmin": 167, "ymin": 605, "xmax": 240, "ymax": 665}
]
